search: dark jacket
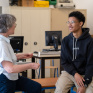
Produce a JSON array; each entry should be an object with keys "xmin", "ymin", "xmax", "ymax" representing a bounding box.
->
[{"xmin": 61, "ymin": 28, "xmax": 93, "ymax": 86}]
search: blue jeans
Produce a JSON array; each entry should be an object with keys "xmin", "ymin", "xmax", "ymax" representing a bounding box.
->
[{"xmin": 0, "ymin": 74, "xmax": 41, "ymax": 93}]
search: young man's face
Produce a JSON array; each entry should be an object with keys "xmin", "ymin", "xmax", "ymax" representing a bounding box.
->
[{"xmin": 67, "ymin": 17, "xmax": 83, "ymax": 33}]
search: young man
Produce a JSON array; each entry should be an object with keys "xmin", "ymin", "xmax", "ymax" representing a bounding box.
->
[{"xmin": 55, "ymin": 11, "xmax": 93, "ymax": 93}]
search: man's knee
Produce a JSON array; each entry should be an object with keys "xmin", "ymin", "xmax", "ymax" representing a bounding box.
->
[
  {"xmin": 85, "ymin": 87, "xmax": 93, "ymax": 93},
  {"xmin": 55, "ymin": 86, "xmax": 69, "ymax": 93},
  {"xmin": 55, "ymin": 87, "xmax": 62, "ymax": 93}
]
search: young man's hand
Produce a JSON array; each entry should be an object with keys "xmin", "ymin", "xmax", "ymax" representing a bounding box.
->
[
  {"xmin": 74, "ymin": 73, "xmax": 85, "ymax": 87},
  {"xmin": 77, "ymin": 87, "xmax": 86, "ymax": 93}
]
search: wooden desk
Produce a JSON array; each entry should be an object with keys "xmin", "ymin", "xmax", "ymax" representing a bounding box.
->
[
  {"xmin": 32, "ymin": 77, "xmax": 58, "ymax": 88},
  {"xmin": 32, "ymin": 54, "xmax": 61, "ymax": 79}
]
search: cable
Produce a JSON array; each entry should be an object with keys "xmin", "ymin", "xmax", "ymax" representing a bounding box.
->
[{"xmin": 35, "ymin": 58, "xmax": 39, "ymax": 78}]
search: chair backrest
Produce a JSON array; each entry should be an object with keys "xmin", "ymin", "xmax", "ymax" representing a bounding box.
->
[
  {"xmin": 91, "ymin": 35, "xmax": 93, "ymax": 38},
  {"xmin": 71, "ymin": 85, "xmax": 76, "ymax": 93}
]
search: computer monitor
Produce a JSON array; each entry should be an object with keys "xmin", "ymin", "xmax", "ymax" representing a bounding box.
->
[
  {"xmin": 45, "ymin": 31, "xmax": 62, "ymax": 51},
  {"xmin": 9, "ymin": 36, "xmax": 24, "ymax": 53}
]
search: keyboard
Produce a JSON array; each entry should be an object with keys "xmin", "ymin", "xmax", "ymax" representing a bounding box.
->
[
  {"xmin": 16, "ymin": 62, "xmax": 31, "ymax": 65},
  {"xmin": 33, "ymin": 51, "xmax": 61, "ymax": 55}
]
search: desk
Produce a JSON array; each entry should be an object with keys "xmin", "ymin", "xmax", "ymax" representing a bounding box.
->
[{"xmin": 32, "ymin": 54, "xmax": 61, "ymax": 79}]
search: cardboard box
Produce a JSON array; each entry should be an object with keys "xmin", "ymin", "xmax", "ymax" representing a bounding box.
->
[{"xmin": 18, "ymin": 0, "xmax": 34, "ymax": 7}]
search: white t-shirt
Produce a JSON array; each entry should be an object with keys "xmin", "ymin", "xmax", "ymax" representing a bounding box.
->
[{"xmin": 0, "ymin": 35, "xmax": 18, "ymax": 80}]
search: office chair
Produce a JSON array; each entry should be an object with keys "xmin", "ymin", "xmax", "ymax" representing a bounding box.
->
[
  {"xmin": 71, "ymin": 85, "xmax": 76, "ymax": 93},
  {"xmin": 38, "ymin": 59, "xmax": 58, "ymax": 78},
  {"xmin": 91, "ymin": 35, "xmax": 93, "ymax": 38}
]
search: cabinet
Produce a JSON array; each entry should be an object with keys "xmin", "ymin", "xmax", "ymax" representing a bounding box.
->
[
  {"xmin": 10, "ymin": 7, "xmax": 51, "ymax": 53},
  {"xmin": 10, "ymin": 7, "xmax": 22, "ymax": 36},
  {"xmin": 22, "ymin": 8, "xmax": 51, "ymax": 53}
]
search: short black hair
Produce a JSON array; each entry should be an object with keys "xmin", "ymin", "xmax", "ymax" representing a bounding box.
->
[{"xmin": 69, "ymin": 11, "xmax": 85, "ymax": 26}]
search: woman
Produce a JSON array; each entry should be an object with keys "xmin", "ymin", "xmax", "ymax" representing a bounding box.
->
[{"xmin": 0, "ymin": 14, "xmax": 41, "ymax": 93}]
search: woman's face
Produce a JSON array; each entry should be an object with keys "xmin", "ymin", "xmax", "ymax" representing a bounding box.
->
[{"xmin": 7, "ymin": 23, "xmax": 17, "ymax": 35}]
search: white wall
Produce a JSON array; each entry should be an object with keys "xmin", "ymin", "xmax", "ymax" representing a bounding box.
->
[
  {"xmin": 73, "ymin": 0, "xmax": 93, "ymax": 34},
  {"xmin": 0, "ymin": 0, "xmax": 9, "ymax": 13}
]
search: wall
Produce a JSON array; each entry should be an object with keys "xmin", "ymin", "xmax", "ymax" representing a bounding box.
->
[
  {"xmin": 73, "ymin": 0, "xmax": 93, "ymax": 34},
  {"xmin": 0, "ymin": 0, "xmax": 9, "ymax": 13}
]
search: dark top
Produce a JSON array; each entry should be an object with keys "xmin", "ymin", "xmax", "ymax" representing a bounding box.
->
[{"xmin": 61, "ymin": 28, "xmax": 93, "ymax": 86}]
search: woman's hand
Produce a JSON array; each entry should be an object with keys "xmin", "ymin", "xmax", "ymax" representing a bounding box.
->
[
  {"xmin": 30, "ymin": 63, "xmax": 40, "ymax": 70},
  {"xmin": 16, "ymin": 53, "xmax": 33, "ymax": 60},
  {"xmin": 22, "ymin": 53, "xmax": 33, "ymax": 59},
  {"xmin": 74, "ymin": 73, "xmax": 85, "ymax": 87}
]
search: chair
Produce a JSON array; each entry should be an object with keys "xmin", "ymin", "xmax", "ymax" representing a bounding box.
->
[
  {"xmin": 32, "ymin": 77, "xmax": 58, "ymax": 92},
  {"xmin": 38, "ymin": 59, "xmax": 58, "ymax": 78},
  {"xmin": 15, "ymin": 91, "xmax": 26, "ymax": 93},
  {"xmin": 91, "ymin": 35, "xmax": 93, "ymax": 38},
  {"xmin": 71, "ymin": 85, "xmax": 76, "ymax": 93},
  {"xmin": 16, "ymin": 78, "xmax": 57, "ymax": 93},
  {"xmin": 15, "ymin": 83, "xmax": 76, "ymax": 93}
]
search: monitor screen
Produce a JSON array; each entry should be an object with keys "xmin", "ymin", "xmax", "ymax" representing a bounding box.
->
[
  {"xmin": 9, "ymin": 36, "xmax": 24, "ymax": 53},
  {"xmin": 45, "ymin": 31, "xmax": 62, "ymax": 51}
]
